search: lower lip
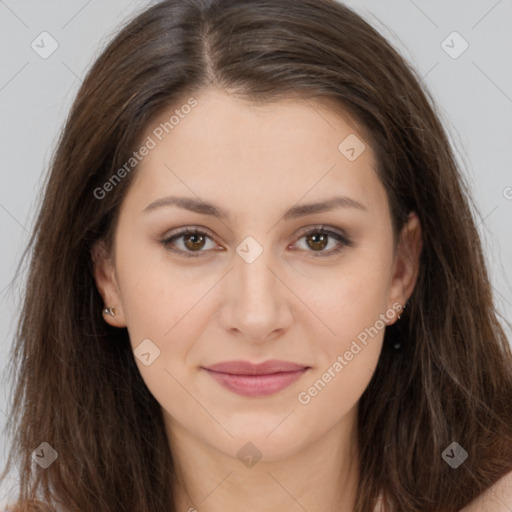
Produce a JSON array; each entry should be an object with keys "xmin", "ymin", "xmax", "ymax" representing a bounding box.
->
[{"xmin": 203, "ymin": 368, "xmax": 309, "ymax": 397}]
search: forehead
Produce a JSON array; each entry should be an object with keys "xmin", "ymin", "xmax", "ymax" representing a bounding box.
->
[{"xmin": 124, "ymin": 88, "xmax": 385, "ymax": 218}]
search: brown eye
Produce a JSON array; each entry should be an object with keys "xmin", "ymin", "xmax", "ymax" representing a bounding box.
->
[
  {"xmin": 182, "ymin": 231, "xmax": 206, "ymax": 251},
  {"xmin": 293, "ymin": 226, "xmax": 352, "ymax": 257},
  {"xmin": 161, "ymin": 228, "xmax": 218, "ymax": 257},
  {"xmin": 305, "ymin": 231, "xmax": 329, "ymax": 251}
]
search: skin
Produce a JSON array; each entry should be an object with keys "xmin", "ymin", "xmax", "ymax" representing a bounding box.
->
[{"xmin": 92, "ymin": 87, "xmax": 423, "ymax": 512}]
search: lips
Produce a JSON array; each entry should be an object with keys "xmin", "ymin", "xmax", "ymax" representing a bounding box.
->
[
  {"xmin": 202, "ymin": 360, "xmax": 310, "ymax": 397},
  {"xmin": 204, "ymin": 359, "xmax": 309, "ymax": 375}
]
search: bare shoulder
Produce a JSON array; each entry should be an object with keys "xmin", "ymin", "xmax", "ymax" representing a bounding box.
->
[{"xmin": 459, "ymin": 469, "xmax": 512, "ymax": 511}]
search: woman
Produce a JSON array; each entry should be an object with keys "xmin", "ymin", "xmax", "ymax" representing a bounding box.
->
[{"xmin": 2, "ymin": 0, "xmax": 512, "ymax": 510}]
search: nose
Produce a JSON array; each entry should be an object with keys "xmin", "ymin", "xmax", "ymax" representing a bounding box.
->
[{"xmin": 218, "ymin": 244, "xmax": 294, "ymax": 343}]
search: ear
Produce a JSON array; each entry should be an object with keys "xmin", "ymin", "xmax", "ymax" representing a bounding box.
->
[
  {"xmin": 91, "ymin": 240, "xmax": 127, "ymax": 328},
  {"xmin": 387, "ymin": 211, "xmax": 423, "ymax": 323}
]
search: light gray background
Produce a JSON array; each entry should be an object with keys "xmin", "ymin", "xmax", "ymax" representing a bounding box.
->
[{"xmin": 1, "ymin": 0, "xmax": 511, "ymax": 503}]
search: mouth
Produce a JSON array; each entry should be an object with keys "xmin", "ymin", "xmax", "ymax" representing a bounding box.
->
[{"xmin": 202, "ymin": 360, "xmax": 311, "ymax": 397}]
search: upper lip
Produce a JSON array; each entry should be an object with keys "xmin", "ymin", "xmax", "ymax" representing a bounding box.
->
[{"xmin": 203, "ymin": 360, "xmax": 310, "ymax": 375}]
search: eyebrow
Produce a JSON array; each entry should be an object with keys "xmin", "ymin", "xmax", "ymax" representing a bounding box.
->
[{"xmin": 142, "ymin": 195, "xmax": 367, "ymax": 219}]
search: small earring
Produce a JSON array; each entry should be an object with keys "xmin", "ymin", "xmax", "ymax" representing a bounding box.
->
[
  {"xmin": 393, "ymin": 304, "xmax": 407, "ymax": 350},
  {"xmin": 103, "ymin": 307, "xmax": 115, "ymax": 317}
]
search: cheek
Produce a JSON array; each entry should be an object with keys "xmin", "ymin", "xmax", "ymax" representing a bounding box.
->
[
  {"xmin": 119, "ymin": 259, "xmax": 206, "ymax": 416},
  {"xmin": 296, "ymin": 337, "xmax": 383, "ymax": 431},
  {"xmin": 114, "ymin": 243, "xmax": 209, "ymax": 375},
  {"xmin": 294, "ymin": 255, "xmax": 392, "ymax": 349},
  {"xmin": 296, "ymin": 275, "xmax": 388, "ymax": 418},
  {"xmin": 293, "ymin": 251, "xmax": 392, "ymax": 412},
  {"xmin": 115, "ymin": 235, "xmax": 191, "ymax": 327}
]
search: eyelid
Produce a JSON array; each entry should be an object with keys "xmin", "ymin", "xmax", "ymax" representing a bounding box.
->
[
  {"xmin": 293, "ymin": 224, "xmax": 348, "ymax": 241},
  {"xmin": 162, "ymin": 225, "xmax": 216, "ymax": 241}
]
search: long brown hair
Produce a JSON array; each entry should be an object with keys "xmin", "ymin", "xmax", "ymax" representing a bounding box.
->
[{"xmin": 2, "ymin": 0, "xmax": 512, "ymax": 511}]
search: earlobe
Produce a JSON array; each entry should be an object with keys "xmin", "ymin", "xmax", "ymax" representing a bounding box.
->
[{"xmin": 91, "ymin": 240, "xmax": 126, "ymax": 328}]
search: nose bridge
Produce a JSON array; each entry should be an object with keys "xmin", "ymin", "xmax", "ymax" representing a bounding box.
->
[
  {"xmin": 221, "ymin": 235, "xmax": 291, "ymax": 341},
  {"xmin": 235, "ymin": 239, "xmax": 279, "ymax": 308}
]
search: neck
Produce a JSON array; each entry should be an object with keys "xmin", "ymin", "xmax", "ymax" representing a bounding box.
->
[{"xmin": 165, "ymin": 406, "xmax": 360, "ymax": 512}]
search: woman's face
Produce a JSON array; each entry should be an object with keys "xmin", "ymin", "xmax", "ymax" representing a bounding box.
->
[{"xmin": 93, "ymin": 87, "xmax": 422, "ymax": 462}]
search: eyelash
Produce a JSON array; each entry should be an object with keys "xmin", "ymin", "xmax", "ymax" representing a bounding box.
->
[{"xmin": 160, "ymin": 225, "xmax": 352, "ymax": 258}]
